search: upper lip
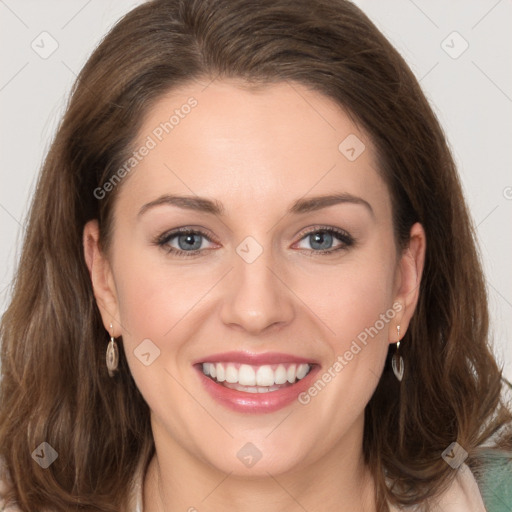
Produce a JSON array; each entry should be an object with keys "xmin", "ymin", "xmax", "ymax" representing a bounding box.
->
[{"xmin": 193, "ymin": 351, "xmax": 318, "ymax": 366}]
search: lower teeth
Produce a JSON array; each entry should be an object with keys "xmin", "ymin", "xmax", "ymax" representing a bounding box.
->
[{"xmin": 219, "ymin": 380, "xmax": 292, "ymax": 393}]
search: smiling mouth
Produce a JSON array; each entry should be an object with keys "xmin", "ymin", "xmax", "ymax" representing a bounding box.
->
[{"xmin": 199, "ymin": 361, "xmax": 313, "ymax": 394}]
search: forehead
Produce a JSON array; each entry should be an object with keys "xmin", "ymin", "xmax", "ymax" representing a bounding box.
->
[{"xmin": 117, "ymin": 79, "xmax": 391, "ymax": 220}]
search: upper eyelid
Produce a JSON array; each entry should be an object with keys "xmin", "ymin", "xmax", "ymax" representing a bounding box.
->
[
  {"xmin": 295, "ymin": 225, "xmax": 351, "ymax": 239},
  {"xmin": 158, "ymin": 226, "xmax": 218, "ymax": 242}
]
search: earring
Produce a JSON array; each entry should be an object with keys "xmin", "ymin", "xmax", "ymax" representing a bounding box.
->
[
  {"xmin": 391, "ymin": 325, "xmax": 404, "ymax": 381},
  {"xmin": 106, "ymin": 322, "xmax": 119, "ymax": 377}
]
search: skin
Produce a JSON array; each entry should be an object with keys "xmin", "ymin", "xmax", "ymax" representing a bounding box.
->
[{"xmin": 84, "ymin": 80, "xmax": 425, "ymax": 512}]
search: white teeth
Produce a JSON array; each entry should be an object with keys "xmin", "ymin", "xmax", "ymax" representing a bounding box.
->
[
  {"xmin": 216, "ymin": 363, "xmax": 225, "ymax": 382},
  {"xmin": 296, "ymin": 363, "xmax": 309, "ymax": 379},
  {"xmin": 239, "ymin": 364, "xmax": 256, "ymax": 386},
  {"xmin": 287, "ymin": 364, "xmax": 296, "ymax": 383},
  {"xmin": 274, "ymin": 365, "xmax": 288, "ymax": 385},
  {"xmin": 225, "ymin": 364, "xmax": 238, "ymax": 383},
  {"xmin": 256, "ymin": 365, "xmax": 275, "ymax": 386},
  {"xmin": 201, "ymin": 362, "xmax": 312, "ymax": 387},
  {"xmin": 203, "ymin": 363, "xmax": 212, "ymax": 377}
]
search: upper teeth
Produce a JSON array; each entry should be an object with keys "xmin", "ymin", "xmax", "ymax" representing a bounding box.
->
[{"xmin": 202, "ymin": 362, "xmax": 311, "ymax": 386}]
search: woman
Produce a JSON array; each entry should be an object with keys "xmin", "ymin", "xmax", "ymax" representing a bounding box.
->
[{"xmin": 1, "ymin": 0, "xmax": 511, "ymax": 510}]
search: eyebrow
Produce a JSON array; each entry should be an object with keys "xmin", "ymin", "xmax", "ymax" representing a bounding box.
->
[{"xmin": 138, "ymin": 193, "xmax": 374, "ymax": 218}]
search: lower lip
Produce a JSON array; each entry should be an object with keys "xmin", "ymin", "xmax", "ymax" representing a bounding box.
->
[{"xmin": 195, "ymin": 365, "xmax": 320, "ymax": 413}]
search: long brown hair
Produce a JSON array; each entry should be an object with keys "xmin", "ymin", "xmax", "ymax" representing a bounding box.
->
[{"xmin": 1, "ymin": 0, "xmax": 510, "ymax": 510}]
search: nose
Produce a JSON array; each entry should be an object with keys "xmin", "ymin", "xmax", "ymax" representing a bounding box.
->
[{"xmin": 219, "ymin": 243, "xmax": 295, "ymax": 335}]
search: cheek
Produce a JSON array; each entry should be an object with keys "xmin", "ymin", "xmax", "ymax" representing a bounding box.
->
[
  {"xmin": 303, "ymin": 250, "xmax": 397, "ymax": 405},
  {"xmin": 110, "ymin": 257, "xmax": 205, "ymax": 415},
  {"xmin": 111, "ymin": 237, "xmax": 215, "ymax": 337},
  {"xmin": 296, "ymin": 254, "xmax": 397, "ymax": 346},
  {"xmin": 109, "ymin": 242, "xmax": 223, "ymax": 395},
  {"xmin": 291, "ymin": 242, "xmax": 398, "ymax": 418}
]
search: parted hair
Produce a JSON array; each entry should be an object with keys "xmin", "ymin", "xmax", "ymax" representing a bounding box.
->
[{"xmin": 1, "ymin": 0, "xmax": 511, "ymax": 510}]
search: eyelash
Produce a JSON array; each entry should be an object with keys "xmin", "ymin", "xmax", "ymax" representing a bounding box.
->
[{"xmin": 154, "ymin": 226, "xmax": 355, "ymax": 258}]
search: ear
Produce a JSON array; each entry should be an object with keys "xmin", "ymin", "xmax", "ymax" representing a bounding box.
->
[
  {"xmin": 391, "ymin": 222, "xmax": 426, "ymax": 343},
  {"xmin": 83, "ymin": 220, "xmax": 121, "ymax": 336}
]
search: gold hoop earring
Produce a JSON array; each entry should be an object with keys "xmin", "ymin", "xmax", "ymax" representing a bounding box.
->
[
  {"xmin": 106, "ymin": 322, "xmax": 119, "ymax": 377},
  {"xmin": 391, "ymin": 325, "xmax": 404, "ymax": 381}
]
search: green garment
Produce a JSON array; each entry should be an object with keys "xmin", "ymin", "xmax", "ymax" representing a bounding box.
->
[{"xmin": 475, "ymin": 450, "xmax": 512, "ymax": 512}]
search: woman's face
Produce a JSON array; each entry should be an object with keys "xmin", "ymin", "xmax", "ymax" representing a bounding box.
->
[{"xmin": 85, "ymin": 80, "xmax": 424, "ymax": 477}]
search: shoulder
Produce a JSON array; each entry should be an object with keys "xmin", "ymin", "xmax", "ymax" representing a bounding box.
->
[
  {"xmin": 434, "ymin": 463, "xmax": 487, "ymax": 511},
  {"xmin": 387, "ymin": 463, "xmax": 487, "ymax": 512}
]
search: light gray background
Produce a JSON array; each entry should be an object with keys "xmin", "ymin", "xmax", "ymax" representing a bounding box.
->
[{"xmin": 1, "ymin": 1, "xmax": 511, "ymax": 380}]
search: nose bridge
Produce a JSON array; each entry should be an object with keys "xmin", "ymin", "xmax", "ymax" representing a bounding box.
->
[{"xmin": 219, "ymin": 235, "xmax": 295, "ymax": 333}]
